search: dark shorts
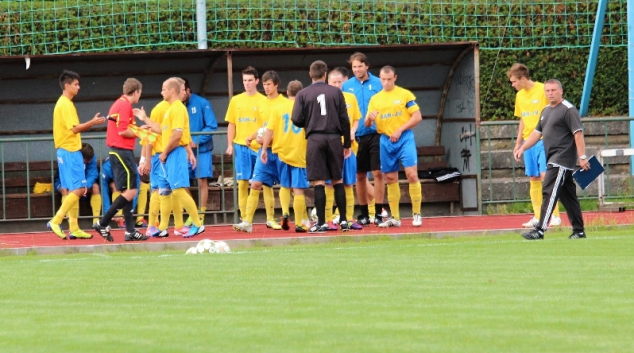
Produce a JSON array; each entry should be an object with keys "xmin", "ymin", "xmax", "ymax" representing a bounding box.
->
[
  {"xmin": 356, "ymin": 133, "xmax": 381, "ymax": 173},
  {"xmin": 306, "ymin": 134, "xmax": 344, "ymax": 181},
  {"xmin": 108, "ymin": 147, "xmax": 138, "ymax": 192}
]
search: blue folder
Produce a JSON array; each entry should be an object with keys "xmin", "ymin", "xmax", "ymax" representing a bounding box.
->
[{"xmin": 572, "ymin": 155, "xmax": 605, "ymax": 190}]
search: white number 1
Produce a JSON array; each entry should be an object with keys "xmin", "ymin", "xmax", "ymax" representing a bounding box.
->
[{"xmin": 317, "ymin": 94, "xmax": 327, "ymax": 116}]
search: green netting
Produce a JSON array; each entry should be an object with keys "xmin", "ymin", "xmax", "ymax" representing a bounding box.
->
[{"xmin": 0, "ymin": 0, "xmax": 628, "ymax": 56}]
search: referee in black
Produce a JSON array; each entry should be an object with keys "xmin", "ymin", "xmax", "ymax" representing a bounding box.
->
[
  {"xmin": 291, "ymin": 60, "xmax": 352, "ymax": 232},
  {"xmin": 514, "ymin": 79, "xmax": 589, "ymax": 240}
]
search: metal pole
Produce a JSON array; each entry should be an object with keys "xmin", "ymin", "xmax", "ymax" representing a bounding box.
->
[
  {"xmin": 579, "ymin": 0, "xmax": 608, "ymax": 117},
  {"xmin": 629, "ymin": 0, "xmax": 634, "ymax": 172},
  {"xmin": 196, "ymin": 0, "xmax": 208, "ymax": 50}
]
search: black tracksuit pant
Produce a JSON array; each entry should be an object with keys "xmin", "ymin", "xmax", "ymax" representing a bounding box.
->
[{"xmin": 537, "ymin": 164, "xmax": 585, "ymax": 233}]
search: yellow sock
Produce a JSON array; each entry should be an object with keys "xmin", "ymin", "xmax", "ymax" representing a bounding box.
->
[
  {"xmin": 293, "ymin": 194, "xmax": 306, "ymax": 225},
  {"xmin": 263, "ymin": 186, "xmax": 275, "ymax": 222},
  {"xmin": 90, "ymin": 194, "xmax": 102, "ymax": 224},
  {"xmin": 148, "ymin": 191, "xmax": 160, "ymax": 226},
  {"xmin": 238, "ymin": 180, "xmax": 250, "ymax": 219},
  {"xmin": 200, "ymin": 206, "xmax": 207, "ymax": 224},
  {"xmin": 325, "ymin": 186, "xmax": 335, "ymax": 222},
  {"xmin": 245, "ymin": 189, "xmax": 261, "ymax": 224},
  {"xmin": 158, "ymin": 194, "xmax": 172, "ymax": 231},
  {"xmin": 345, "ymin": 186, "xmax": 355, "ymax": 221},
  {"xmin": 68, "ymin": 200, "xmax": 80, "ymax": 232},
  {"xmin": 529, "ymin": 181, "xmax": 542, "ymax": 219},
  {"xmin": 368, "ymin": 198, "xmax": 376, "ymax": 218},
  {"xmin": 136, "ymin": 182, "xmax": 149, "ymax": 222},
  {"xmin": 387, "ymin": 183, "xmax": 401, "ymax": 220},
  {"xmin": 279, "ymin": 187, "xmax": 291, "ymax": 216},
  {"xmin": 174, "ymin": 189, "xmax": 201, "ymax": 227},
  {"xmin": 171, "ymin": 194, "xmax": 184, "ymax": 229},
  {"xmin": 409, "ymin": 182, "xmax": 422, "ymax": 215},
  {"xmin": 53, "ymin": 193, "xmax": 79, "ymax": 225},
  {"xmin": 112, "ymin": 191, "xmax": 122, "ymax": 216}
]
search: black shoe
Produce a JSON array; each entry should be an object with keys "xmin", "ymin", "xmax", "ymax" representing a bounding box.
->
[
  {"xmin": 372, "ymin": 216, "xmax": 382, "ymax": 226},
  {"xmin": 309, "ymin": 223, "xmax": 329, "ymax": 233},
  {"xmin": 125, "ymin": 230, "xmax": 150, "ymax": 241},
  {"xmin": 281, "ymin": 213, "xmax": 290, "ymax": 231},
  {"xmin": 339, "ymin": 220, "xmax": 350, "ymax": 232},
  {"xmin": 93, "ymin": 222, "xmax": 114, "ymax": 242},
  {"xmin": 521, "ymin": 228, "xmax": 544, "ymax": 240},
  {"xmin": 356, "ymin": 215, "xmax": 371, "ymax": 226},
  {"xmin": 568, "ymin": 231, "xmax": 586, "ymax": 239},
  {"xmin": 156, "ymin": 229, "xmax": 169, "ymax": 238}
]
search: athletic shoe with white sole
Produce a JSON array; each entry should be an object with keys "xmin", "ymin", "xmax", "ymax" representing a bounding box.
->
[
  {"xmin": 125, "ymin": 230, "xmax": 150, "ymax": 241},
  {"xmin": 326, "ymin": 221, "xmax": 338, "ymax": 231},
  {"xmin": 549, "ymin": 215, "xmax": 562, "ymax": 227},
  {"xmin": 568, "ymin": 231, "xmax": 586, "ymax": 239},
  {"xmin": 156, "ymin": 229, "xmax": 169, "ymax": 238},
  {"xmin": 522, "ymin": 217, "xmax": 539, "ymax": 228},
  {"xmin": 266, "ymin": 220, "xmax": 282, "ymax": 230},
  {"xmin": 47, "ymin": 221, "xmax": 67, "ymax": 240},
  {"xmin": 146, "ymin": 226, "xmax": 160, "ymax": 237},
  {"xmin": 372, "ymin": 215, "xmax": 383, "ymax": 226},
  {"xmin": 281, "ymin": 213, "xmax": 290, "ymax": 231},
  {"xmin": 233, "ymin": 221, "xmax": 253, "ymax": 233},
  {"xmin": 184, "ymin": 224, "xmax": 205, "ymax": 238},
  {"xmin": 309, "ymin": 223, "xmax": 329, "ymax": 233},
  {"xmin": 174, "ymin": 227, "xmax": 190, "ymax": 236},
  {"xmin": 378, "ymin": 217, "xmax": 401, "ymax": 228},
  {"xmin": 349, "ymin": 221, "xmax": 363, "ymax": 230},
  {"xmin": 412, "ymin": 213, "xmax": 423, "ymax": 227},
  {"xmin": 339, "ymin": 220, "xmax": 350, "ymax": 232},
  {"xmin": 93, "ymin": 222, "xmax": 114, "ymax": 242},
  {"xmin": 521, "ymin": 228, "xmax": 544, "ymax": 240},
  {"xmin": 356, "ymin": 215, "xmax": 372, "ymax": 226}
]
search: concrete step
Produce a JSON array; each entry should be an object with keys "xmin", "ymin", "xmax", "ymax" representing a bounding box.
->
[{"xmin": 480, "ymin": 120, "xmax": 629, "ymax": 140}]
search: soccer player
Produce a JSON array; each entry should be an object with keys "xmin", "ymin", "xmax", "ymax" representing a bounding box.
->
[
  {"xmin": 99, "ymin": 157, "xmax": 143, "ymax": 228},
  {"xmin": 365, "ymin": 66, "xmax": 423, "ymax": 228},
  {"xmin": 225, "ymin": 67, "xmax": 265, "ymax": 222},
  {"xmin": 327, "ymin": 68, "xmax": 363, "ymax": 230},
  {"xmin": 515, "ymin": 79, "xmax": 588, "ymax": 240},
  {"xmin": 251, "ymin": 71, "xmax": 288, "ymax": 230},
  {"xmin": 93, "ymin": 78, "xmax": 149, "ymax": 242},
  {"xmin": 47, "ymin": 70, "xmax": 105, "ymax": 240},
  {"xmin": 182, "ymin": 78, "xmax": 218, "ymax": 226},
  {"xmin": 291, "ymin": 60, "xmax": 352, "ymax": 233},
  {"xmin": 342, "ymin": 52, "xmax": 385, "ymax": 226},
  {"xmin": 155, "ymin": 77, "xmax": 205, "ymax": 238},
  {"xmin": 508, "ymin": 63, "xmax": 562, "ymax": 228}
]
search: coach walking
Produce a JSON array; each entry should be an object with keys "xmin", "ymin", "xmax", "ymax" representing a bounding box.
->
[{"xmin": 514, "ymin": 79, "xmax": 589, "ymax": 240}]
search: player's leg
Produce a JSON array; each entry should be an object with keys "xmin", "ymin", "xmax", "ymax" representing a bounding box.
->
[
  {"xmin": 523, "ymin": 165, "xmax": 564, "ymax": 240},
  {"xmin": 135, "ymin": 181, "xmax": 149, "ymax": 226},
  {"xmin": 262, "ymin": 149, "xmax": 281, "ymax": 229},
  {"xmin": 234, "ymin": 144, "xmax": 254, "ymax": 220},
  {"xmin": 369, "ymin": 134, "xmax": 385, "ymax": 225},
  {"xmin": 324, "ymin": 183, "xmax": 336, "ymax": 229},
  {"xmin": 400, "ymin": 131, "xmax": 422, "ymax": 227},
  {"xmin": 290, "ymin": 166, "xmax": 310, "ymax": 232},
  {"xmin": 524, "ymin": 142, "xmax": 543, "ymax": 228},
  {"xmin": 326, "ymin": 135, "xmax": 348, "ymax": 231},
  {"xmin": 378, "ymin": 135, "xmax": 401, "ymax": 228},
  {"xmin": 536, "ymin": 142, "xmax": 561, "ymax": 225},
  {"xmin": 342, "ymin": 152, "xmax": 358, "ymax": 228},
  {"xmin": 557, "ymin": 172, "xmax": 585, "ymax": 238},
  {"xmin": 306, "ymin": 135, "xmax": 330, "ymax": 232},
  {"xmin": 354, "ymin": 135, "xmax": 370, "ymax": 224},
  {"xmin": 277, "ymin": 159, "xmax": 292, "ymax": 231},
  {"xmin": 366, "ymin": 177, "xmax": 376, "ymax": 220},
  {"xmin": 89, "ymin": 182, "xmax": 102, "ymax": 225},
  {"xmin": 49, "ymin": 149, "xmax": 86, "ymax": 239}
]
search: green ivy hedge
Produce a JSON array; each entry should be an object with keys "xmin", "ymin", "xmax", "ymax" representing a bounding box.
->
[{"xmin": 0, "ymin": 0, "xmax": 628, "ymax": 118}]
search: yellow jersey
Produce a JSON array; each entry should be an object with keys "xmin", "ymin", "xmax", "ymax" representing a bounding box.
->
[
  {"xmin": 162, "ymin": 100, "xmax": 191, "ymax": 149},
  {"xmin": 53, "ymin": 95, "xmax": 82, "ymax": 151},
  {"xmin": 367, "ymin": 86, "xmax": 419, "ymax": 137},
  {"xmin": 267, "ymin": 100, "xmax": 307, "ymax": 168},
  {"xmin": 514, "ymin": 81, "xmax": 548, "ymax": 140},
  {"xmin": 343, "ymin": 92, "xmax": 361, "ymax": 155},
  {"xmin": 258, "ymin": 94, "xmax": 288, "ymax": 127},
  {"xmin": 148, "ymin": 100, "xmax": 170, "ymax": 154},
  {"xmin": 224, "ymin": 92, "xmax": 265, "ymax": 152}
]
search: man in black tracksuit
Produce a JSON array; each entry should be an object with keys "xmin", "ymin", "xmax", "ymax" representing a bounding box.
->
[
  {"xmin": 514, "ymin": 79, "xmax": 589, "ymax": 240},
  {"xmin": 291, "ymin": 60, "xmax": 352, "ymax": 233}
]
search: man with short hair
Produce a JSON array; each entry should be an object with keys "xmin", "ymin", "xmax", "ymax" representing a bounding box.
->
[
  {"xmin": 342, "ymin": 52, "xmax": 385, "ymax": 226},
  {"xmin": 93, "ymin": 78, "xmax": 149, "ymax": 242},
  {"xmin": 508, "ymin": 63, "xmax": 562, "ymax": 228},
  {"xmin": 182, "ymin": 78, "xmax": 218, "ymax": 226},
  {"xmin": 225, "ymin": 66, "xmax": 265, "ymax": 221},
  {"xmin": 515, "ymin": 79, "xmax": 588, "ymax": 240},
  {"xmin": 365, "ymin": 66, "xmax": 423, "ymax": 228},
  {"xmin": 292, "ymin": 60, "xmax": 352, "ymax": 233},
  {"xmin": 48, "ymin": 70, "xmax": 105, "ymax": 240}
]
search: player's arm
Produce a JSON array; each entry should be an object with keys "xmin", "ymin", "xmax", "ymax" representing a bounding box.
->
[
  {"xmin": 514, "ymin": 119, "xmax": 525, "ymax": 153},
  {"xmin": 337, "ymin": 92, "xmax": 351, "ymax": 148},
  {"xmin": 133, "ymin": 107, "xmax": 162, "ymax": 133},
  {"xmin": 291, "ymin": 94, "xmax": 306, "ymax": 128},
  {"xmin": 160, "ymin": 129, "xmax": 183, "ymax": 162},
  {"xmin": 514, "ymin": 130, "xmax": 541, "ymax": 161},
  {"xmin": 197, "ymin": 101, "xmax": 218, "ymax": 146},
  {"xmin": 71, "ymin": 113, "xmax": 106, "ymax": 134},
  {"xmin": 365, "ymin": 98, "xmax": 378, "ymax": 128}
]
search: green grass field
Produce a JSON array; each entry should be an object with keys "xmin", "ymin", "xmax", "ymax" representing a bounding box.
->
[{"xmin": 1, "ymin": 230, "xmax": 633, "ymax": 353}]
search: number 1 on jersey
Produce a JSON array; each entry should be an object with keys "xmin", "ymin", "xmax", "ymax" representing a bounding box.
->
[{"xmin": 317, "ymin": 94, "xmax": 327, "ymax": 116}]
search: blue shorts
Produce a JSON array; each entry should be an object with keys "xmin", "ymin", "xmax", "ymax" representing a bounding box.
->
[
  {"xmin": 380, "ymin": 130, "xmax": 417, "ymax": 173},
  {"xmin": 150, "ymin": 154, "xmax": 161, "ymax": 190},
  {"xmin": 190, "ymin": 149, "xmax": 213, "ymax": 179},
  {"xmin": 278, "ymin": 161, "xmax": 309, "ymax": 189},
  {"xmin": 252, "ymin": 148, "xmax": 280, "ymax": 187},
  {"xmin": 57, "ymin": 148, "xmax": 87, "ymax": 191},
  {"xmin": 524, "ymin": 139, "xmax": 547, "ymax": 177},
  {"xmin": 161, "ymin": 146, "xmax": 190, "ymax": 190},
  {"xmin": 234, "ymin": 143, "xmax": 258, "ymax": 181},
  {"xmin": 325, "ymin": 152, "xmax": 357, "ymax": 185}
]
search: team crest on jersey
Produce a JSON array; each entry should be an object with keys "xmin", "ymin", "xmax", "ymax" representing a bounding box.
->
[
  {"xmin": 253, "ymin": 106, "xmax": 258, "ymax": 110},
  {"xmin": 348, "ymin": 88, "xmax": 354, "ymax": 92},
  {"xmin": 191, "ymin": 107, "xmax": 197, "ymax": 114},
  {"xmin": 532, "ymin": 99, "xmax": 539, "ymax": 104},
  {"xmin": 394, "ymin": 100, "xmax": 401, "ymax": 104}
]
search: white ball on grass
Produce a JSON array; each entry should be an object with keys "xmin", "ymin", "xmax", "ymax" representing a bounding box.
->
[
  {"xmin": 185, "ymin": 247, "xmax": 197, "ymax": 255},
  {"xmin": 215, "ymin": 241, "xmax": 231, "ymax": 253}
]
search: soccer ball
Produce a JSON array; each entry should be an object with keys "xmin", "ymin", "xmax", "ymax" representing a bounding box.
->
[
  {"xmin": 215, "ymin": 241, "xmax": 231, "ymax": 253},
  {"xmin": 198, "ymin": 239, "xmax": 215, "ymax": 251},
  {"xmin": 257, "ymin": 127, "xmax": 267, "ymax": 139},
  {"xmin": 310, "ymin": 207, "xmax": 318, "ymax": 222},
  {"xmin": 185, "ymin": 246, "xmax": 197, "ymax": 255},
  {"xmin": 196, "ymin": 244, "xmax": 206, "ymax": 254},
  {"xmin": 208, "ymin": 246, "xmax": 217, "ymax": 254}
]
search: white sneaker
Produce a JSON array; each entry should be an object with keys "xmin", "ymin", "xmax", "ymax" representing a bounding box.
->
[
  {"xmin": 233, "ymin": 221, "xmax": 253, "ymax": 233},
  {"xmin": 301, "ymin": 219, "xmax": 312, "ymax": 229},
  {"xmin": 412, "ymin": 213, "xmax": 422, "ymax": 227},
  {"xmin": 522, "ymin": 217, "xmax": 538, "ymax": 228},
  {"xmin": 549, "ymin": 215, "xmax": 562, "ymax": 227},
  {"xmin": 378, "ymin": 217, "xmax": 401, "ymax": 228},
  {"xmin": 381, "ymin": 208, "xmax": 389, "ymax": 221}
]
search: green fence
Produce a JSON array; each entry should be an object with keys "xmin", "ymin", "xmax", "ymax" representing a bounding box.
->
[
  {"xmin": 0, "ymin": 0, "xmax": 627, "ymax": 56},
  {"xmin": 0, "ymin": 132, "xmax": 236, "ymax": 224},
  {"xmin": 480, "ymin": 117, "xmax": 634, "ymax": 207}
]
